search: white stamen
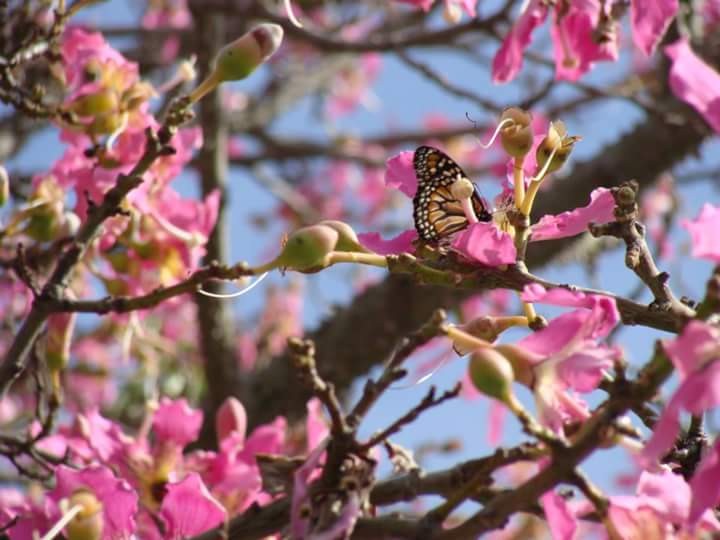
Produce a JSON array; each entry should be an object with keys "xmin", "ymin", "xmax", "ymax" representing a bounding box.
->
[
  {"xmin": 283, "ymin": 0, "xmax": 304, "ymax": 27},
  {"xmin": 197, "ymin": 271, "xmax": 269, "ymax": 299},
  {"xmin": 477, "ymin": 117, "xmax": 515, "ymax": 149},
  {"xmin": 39, "ymin": 503, "xmax": 84, "ymax": 540},
  {"xmin": 390, "ymin": 354, "xmax": 454, "ymax": 390}
]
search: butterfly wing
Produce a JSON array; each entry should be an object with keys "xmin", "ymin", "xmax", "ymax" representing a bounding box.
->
[{"xmin": 412, "ymin": 145, "xmax": 491, "ymax": 243}]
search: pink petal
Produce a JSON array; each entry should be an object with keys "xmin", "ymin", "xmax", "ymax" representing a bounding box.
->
[
  {"xmin": 306, "ymin": 398, "xmax": 329, "ymax": 452},
  {"xmin": 292, "ymin": 439, "xmax": 328, "ymax": 539},
  {"xmin": 239, "ymin": 417, "xmax": 287, "ymax": 463},
  {"xmin": 690, "ymin": 440, "xmax": 720, "ymax": 524},
  {"xmin": 641, "ymin": 363, "xmax": 720, "ymax": 466},
  {"xmin": 152, "ymin": 398, "xmax": 203, "ymax": 449},
  {"xmin": 632, "ymin": 0, "xmax": 678, "ymax": 56},
  {"xmin": 358, "ymin": 229, "xmax": 417, "ymax": 255},
  {"xmin": 665, "ymin": 39, "xmax": 720, "ymax": 133},
  {"xmin": 309, "ymin": 494, "xmax": 360, "ymax": 540},
  {"xmin": 637, "ymin": 469, "xmax": 690, "ymax": 523},
  {"xmin": 385, "ymin": 151, "xmax": 416, "ymax": 198},
  {"xmin": 550, "ymin": 1, "xmax": 618, "ymax": 82},
  {"xmin": 521, "ymin": 283, "xmax": 620, "ymax": 339},
  {"xmin": 160, "ymin": 474, "xmax": 226, "ymax": 539},
  {"xmin": 394, "ymin": 0, "xmax": 435, "ymax": 11},
  {"xmin": 487, "ymin": 400, "xmax": 507, "ymax": 445},
  {"xmin": 50, "ymin": 465, "xmax": 138, "ymax": 538},
  {"xmin": 492, "ymin": 0, "xmax": 549, "ymax": 83},
  {"xmin": 663, "ymin": 320, "xmax": 720, "ymax": 378},
  {"xmin": 215, "ymin": 397, "xmax": 247, "ymax": 445},
  {"xmin": 531, "ymin": 188, "xmax": 615, "ymax": 241},
  {"xmin": 540, "ymin": 490, "xmax": 577, "ymax": 540},
  {"xmin": 451, "ymin": 222, "xmax": 516, "ymax": 266},
  {"xmin": 682, "ymin": 203, "xmax": 720, "ymax": 262}
]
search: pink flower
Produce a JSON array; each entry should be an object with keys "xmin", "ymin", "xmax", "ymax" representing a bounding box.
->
[
  {"xmin": 682, "ymin": 203, "xmax": 720, "ymax": 263},
  {"xmin": 142, "ymin": 0, "xmax": 191, "ymax": 29},
  {"xmin": 631, "ymin": 0, "xmax": 678, "ymax": 56},
  {"xmin": 451, "ymin": 222, "xmax": 517, "ymax": 266},
  {"xmin": 394, "ymin": 0, "xmax": 435, "ymax": 11},
  {"xmin": 358, "ymin": 229, "xmax": 417, "ymax": 254},
  {"xmin": 160, "ymin": 473, "xmax": 226, "ymax": 539},
  {"xmin": 665, "ymin": 38, "xmax": 720, "ymax": 133},
  {"xmin": 541, "ymin": 490, "xmax": 577, "ymax": 540},
  {"xmin": 492, "ymin": 0, "xmax": 550, "ymax": 83},
  {"xmin": 689, "ymin": 438, "xmax": 720, "ymax": 523},
  {"xmin": 385, "ymin": 151, "xmax": 416, "ymax": 198},
  {"xmin": 306, "ymin": 398, "xmax": 329, "ymax": 451},
  {"xmin": 531, "ymin": 188, "xmax": 615, "ymax": 241},
  {"xmin": 514, "ymin": 287, "xmax": 620, "ymax": 431},
  {"xmin": 50, "ymin": 465, "xmax": 138, "ymax": 538},
  {"xmin": 640, "ymin": 321, "xmax": 720, "ymax": 467},
  {"xmin": 291, "ymin": 439, "xmax": 328, "ymax": 538},
  {"xmin": 593, "ymin": 470, "xmax": 720, "ymax": 534},
  {"xmin": 152, "ymin": 397, "xmax": 204, "ymax": 449},
  {"xmin": 550, "ymin": 0, "xmax": 618, "ymax": 82}
]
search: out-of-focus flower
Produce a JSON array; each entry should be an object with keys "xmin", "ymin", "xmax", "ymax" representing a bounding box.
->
[{"xmin": 682, "ymin": 203, "xmax": 720, "ymax": 263}]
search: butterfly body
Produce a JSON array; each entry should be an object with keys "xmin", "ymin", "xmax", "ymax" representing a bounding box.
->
[{"xmin": 412, "ymin": 145, "xmax": 492, "ymax": 243}]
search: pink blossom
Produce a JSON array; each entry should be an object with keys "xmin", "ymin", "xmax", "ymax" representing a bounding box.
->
[
  {"xmin": 631, "ymin": 0, "xmax": 678, "ymax": 56},
  {"xmin": 682, "ymin": 203, "xmax": 720, "ymax": 263},
  {"xmin": 152, "ymin": 397, "xmax": 204, "ymax": 448},
  {"xmin": 665, "ymin": 39, "xmax": 720, "ymax": 133},
  {"xmin": 521, "ymin": 284, "xmax": 620, "ymax": 339},
  {"xmin": 689, "ymin": 438, "xmax": 720, "ymax": 523},
  {"xmin": 531, "ymin": 188, "xmax": 615, "ymax": 241},
  {"xmin": 160, "ymin": 474, "xmax": 226, "ymax": 539},
  {"xmin": 550, "ymin": 0, "xmax": 618, "ymax": 82},
  {"xmin": 358, "ymin": 229, "xmax": 417, "ymax": 254},
  {"xmin": 451, "ymin": 222, "xmax": 517, "ymax": 266},
  {"xmin": 593, "ymin": 470, "xmax": 720, "ymax": 534},
  {"xmin": 385, "ymin": 151, "xmax": 416, "ymax": 197},
  {"xmin": 50, "ymin": 465, "xmax": 138, "ymax": 538},
  {"xmin": 291, "ymin": 439, "xmax": 328, "ymax": 538},
  {"xmin": 394, "ymin": 0, "xmax": 435, "ymax": 11},
  {"xmin": 306, "ymin": 398, "xmax": 329, "ymax": 451},
  {"xmin": 541, "ymin": 490, "xmax": 577, "ymax": 540},
  {"xmin": 492, "ymin": 0, "xmax": 550, "ymax": 83},
  {"xmin": 142, "ymin": 0, "xmax": 191, "ymax": 29},
  {"xmin": 327, "ymin": 54, "xmax": 382, "ymax": 117},
  {"xmin": 514, "ymin": 288, "xmax": 620, "ymax": 431},
  {"xmin": 640, "ymin": 321, "xmax": 720, "ymax": 467}
]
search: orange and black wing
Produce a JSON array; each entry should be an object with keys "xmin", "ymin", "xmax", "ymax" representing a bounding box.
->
[{"xmin": 412, "ymin": 145, "xmax": 491, "ymax": 243}]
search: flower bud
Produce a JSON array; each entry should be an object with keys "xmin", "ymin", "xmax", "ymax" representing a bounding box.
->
[
  {"xmin": 494, "ymin": 343, "xmax": 536, "ymax": 387},
  {"xmin": 88, "ymin": 112, "xmax": 126, "ymax": 137},
  {"xmin": 275, "ymin": 224, "xmax": 339, "ymax": 271},
  {"xmin": 317, "ymin": 220, "xmax": 367, "ymax": 252},
  {"xmin": 216, "ymin": 397, "xmax": 247, "ymax": 444},
  {"xmin": 121, "ymin": 81, "xmax": 156, "ymax": 112},
  {"xmin": 0, "ymin": 165, "xmax": 8, "ymax": 207},
  {"xmin": 190, "ymin": 24, "xmax": 284, "ymax": 103},
  {"xmin": 66, "ymin": 489, "xmax": 103, "ymax": 540},
  {"xmin": 215, "ymin": 23, "xmax": 283, "ymax": 81},
  {"xmin": 500, "ymin": 107, "xmax": 533, "ymax": 158},
  {"xmin": 69, "ymin": 89, "xmax": 119, "ymax": 117},
  {"xmin": 450, "ymin": 177, "xmax": 475, "ymax": 201},
  {"xmin": 454, "ymin": 317, "xmax": 499, "ymax": 355},
  {"xmin": 468, "ymin": 348, "xmax": 515, "ymax": 404},
  {"xmin": 45, "ymin": 312, "xmax": 76, "ymax": 372},
  {"xmin": 535, "ymin": 120, "xmax": 581, "ymax": 175}
]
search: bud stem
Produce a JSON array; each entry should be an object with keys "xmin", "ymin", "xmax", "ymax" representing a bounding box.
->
[
  {"xmin": 443, "ymin": 325, "xmax": 493, "ymax": 352},
  {"xmin": 520, "ymin": 144, "xmax": 560, "ymax": 217},
  {"xmin": 325, "ymin": 251, "xmax": 388, "ymax": 268},
  {"xmin": 513, "ymin": 156, "xmax": 525, "ymax": 210},
  {"xmin": 188, "ymin": 71, "xmax": 222, "ymax": 104}
]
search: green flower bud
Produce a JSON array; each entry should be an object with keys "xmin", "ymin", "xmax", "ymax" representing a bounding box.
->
[
  {"xmin": 189, "ymin": 23, "xmax": 284, "ymax": 103},
  {"xmin": 0, "ymin": 165, "xmax": 8, "ymax": 207},
  {"xmin": 535, "ymin": 120, "xmax": 581, "ymax": 175},
  {"xmin": 275, "ymin": 224, "xmax": 339, "ymax": 272},
  {"xmin": 494, "ymin": 343, "xmax": 536, "ymax": 387},
  {"xmin": 468, "ymin": 348, "xmax": 515, "ymax": 404},
  {"xmin": 500, "ymin": 107, "xmax": 534, "ymax": 158},
  {"xmin": 66, "ymin": 489, "xmax": 103, "ymax": 540},
  {"xmin": 45, "ymin": 312, "xmax": 76, "ymax": 372},
  {"xmin": 317, "ymin": 220, "xmax": 368, "ymax": 252}
]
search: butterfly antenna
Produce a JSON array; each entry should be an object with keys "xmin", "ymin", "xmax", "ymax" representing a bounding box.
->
[
  {"xmin": 197, "ymin": 271, "xmax": 269, "ymax": 299},
  {"xmin": 389, "ymin": 353, "xmax": 455, "ymax": 390}
]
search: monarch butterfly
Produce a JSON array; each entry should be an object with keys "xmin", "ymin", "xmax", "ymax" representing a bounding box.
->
[{"xmin": 412, "ymin": 145, "xmax": 492, "ymax": 243}]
